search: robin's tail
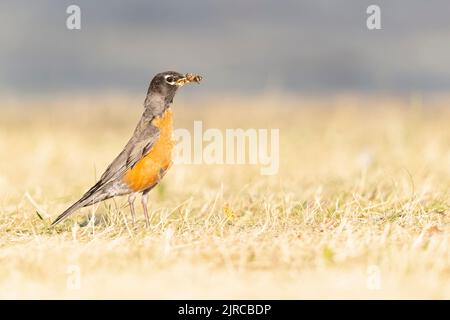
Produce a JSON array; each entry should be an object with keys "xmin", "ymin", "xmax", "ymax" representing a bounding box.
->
[{"xmin": 51, "ymin": 182, "xmax": 111, "ymax": 226}]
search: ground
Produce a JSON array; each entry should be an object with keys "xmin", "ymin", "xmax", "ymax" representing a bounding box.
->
[{"xmin": 0, "ymin": 94, "xmax": 449, "ymax": 299}]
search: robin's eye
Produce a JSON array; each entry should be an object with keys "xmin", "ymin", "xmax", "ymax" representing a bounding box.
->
[{"xmin": 166, "ymin": 76, "xmax": 174, "ymax": 83}]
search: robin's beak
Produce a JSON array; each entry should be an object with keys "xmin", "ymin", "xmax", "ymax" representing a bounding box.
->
[{"xmin": 175, "ymin": 73, "xmax": 203, "ymax": 86}]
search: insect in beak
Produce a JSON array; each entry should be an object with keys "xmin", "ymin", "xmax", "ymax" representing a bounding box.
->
[{"xmin": 176, "ymin": 73, "xmax": 203, "ymax": 86}]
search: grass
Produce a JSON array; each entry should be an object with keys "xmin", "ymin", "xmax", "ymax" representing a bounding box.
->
[{"xmin": 0, "ymin": 93, "xmax": 449, "ymax": 299}]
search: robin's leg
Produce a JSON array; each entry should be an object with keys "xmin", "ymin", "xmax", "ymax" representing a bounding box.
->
[
  {"xmin": 141, "ymin": 187, "xmax": 155, "ymax": 228},
  {"xmin": 128, "ymin": 193, "xmax": 137, "ymax": 224}
]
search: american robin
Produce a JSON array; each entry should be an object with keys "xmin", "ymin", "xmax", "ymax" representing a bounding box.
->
[{"xmin": 52, "ymin": 71, "xmax": 202, "ymax": 227}]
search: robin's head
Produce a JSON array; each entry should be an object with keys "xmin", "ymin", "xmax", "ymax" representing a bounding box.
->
[{"xmin": 147, "ymin": 71, "xmax": 202, "ymax": 104}]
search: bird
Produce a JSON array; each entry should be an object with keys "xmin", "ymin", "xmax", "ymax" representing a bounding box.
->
[{"xmin": 51, "ymin": 71, "xmax": 202, "ymax": 227}]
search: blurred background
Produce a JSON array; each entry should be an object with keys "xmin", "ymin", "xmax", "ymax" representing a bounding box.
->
[{"xmin": 1, "ymin": 0, "xmax": 450, "ymax": 97}]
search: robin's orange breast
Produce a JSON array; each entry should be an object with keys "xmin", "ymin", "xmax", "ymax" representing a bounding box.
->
[{"xmin": 123, "ymin": 108, "xmax": 174, "ymax": 192}]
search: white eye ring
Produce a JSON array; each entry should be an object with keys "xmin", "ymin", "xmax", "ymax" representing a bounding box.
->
[{"xmin": 164, "ymin": 75, "xmax": 176, "ymax": 85}]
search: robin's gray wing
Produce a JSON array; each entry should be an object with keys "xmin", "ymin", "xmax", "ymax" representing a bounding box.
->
[
  {"xmin": 99, "ymin": 120, "xmax": 160, "ymax": 185},
  {"xmin": 51, "ymin": 119, "xmax": 160, "ymax": 226}
]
